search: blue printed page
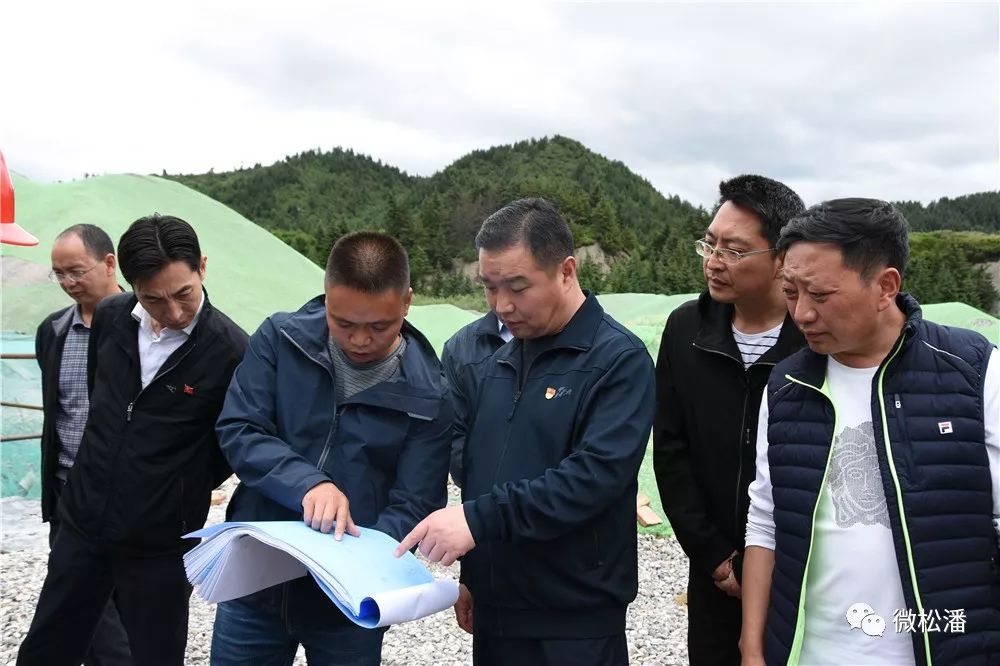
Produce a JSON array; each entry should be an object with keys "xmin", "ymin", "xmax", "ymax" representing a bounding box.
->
[{"xmin": 235, "ymin": 522, "xmax": 432, "ymax": 608}]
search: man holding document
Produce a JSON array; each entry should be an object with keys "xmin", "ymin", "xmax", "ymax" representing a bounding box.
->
[{"xmin": 213, "ymin": 231, "xmax": 451, "ymax": 665}]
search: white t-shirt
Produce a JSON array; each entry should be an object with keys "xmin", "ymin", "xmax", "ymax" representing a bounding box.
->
[
  {"xmin": 746, "ymin": 349, "xmax": 1000, "ymax": 666},
  {"xmin": 802, "ymin": 359, "xmax": 914, "ymax": 664}
]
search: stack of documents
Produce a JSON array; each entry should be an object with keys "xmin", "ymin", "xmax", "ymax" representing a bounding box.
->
[{"xmin": 184, "ymin": 521, "xmax": 459, "ymax": 628}]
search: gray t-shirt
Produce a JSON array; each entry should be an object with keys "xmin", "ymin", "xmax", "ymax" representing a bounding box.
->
[{"xmin": 328, "ymin": 335, "xmax": 407, "ymax": 403}]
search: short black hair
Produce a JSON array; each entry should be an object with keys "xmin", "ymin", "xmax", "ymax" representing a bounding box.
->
[
  {"xmin": 777, "ymin": 198, "xmax": 910, "ymax": 280},
  {"xmin": 56, "ymin": 224, "xmax": 114, "ymax": 260},
  {"xmin": 325, "ymin": 231, "xmax": 410, "ymax": 293},
  {"xmin": 718, "ymin": 175, "xmax": 805, "ymax": 246},
  {"xmin": 474, "ymin": 198, "xmax": 574, "ymax": 271},
  {"xmin": 117, "ymin": 214, "xmax": 202, "ymax": 285}
]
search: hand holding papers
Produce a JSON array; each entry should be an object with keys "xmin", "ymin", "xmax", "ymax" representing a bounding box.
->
[{"xmin": 184, "ymin": 521, "xmax": 459, "ymax": 628}]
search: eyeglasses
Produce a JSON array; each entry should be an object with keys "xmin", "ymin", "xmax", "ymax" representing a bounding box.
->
[
  {"xmin": 49, "ymin": 263, "xmax": 102, "ymax": 284},
  {"xmin": 694, "ymin": 240, "xmax": 775, "ymax": 265}
]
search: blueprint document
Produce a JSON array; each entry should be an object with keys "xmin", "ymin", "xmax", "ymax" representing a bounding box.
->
[{"xmin": 184, "ymin": 521, "xmax": 459, "ymax": 628}]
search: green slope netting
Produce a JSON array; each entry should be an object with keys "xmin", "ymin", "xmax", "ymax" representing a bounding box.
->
[
  {"xmin": 3, "ymin": 175, "xmax": 998, "ymax": 538},
  {"xmin": 1, "ymin": 173, "xmax": 325, "ymax": 334},
  {"xmin": 7, "ymin": 291, "xmax": 996, "ymax": 538}
]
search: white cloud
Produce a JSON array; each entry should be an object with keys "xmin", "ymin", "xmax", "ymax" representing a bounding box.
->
[{"xmin": 1, "ymin": 1, "xmax": 996, "ymax": 207}]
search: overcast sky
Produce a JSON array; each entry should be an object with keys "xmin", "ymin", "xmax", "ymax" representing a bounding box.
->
[{"xmin": 2, "ymin": 1, "xmax": 997, "ymax": 208}]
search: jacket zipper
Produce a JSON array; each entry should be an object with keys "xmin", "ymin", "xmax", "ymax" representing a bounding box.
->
[
  {"xmin": 179, "ymin": 477, "xmax": 186, "ymax": 533},
  {"xmin": 103, "ymin": 342, "xmax": 198, "ymax": 534},
  {"xmin": 876, "ymin": 337, "xmax": 932, "ymax": 666},
  {"xmin": 280, "ymin": 330, "xmax": 340, "ymax": 472},
  {"xmin": 732, "ymin": 389, "xmax": 751, "ymax": 534},
  {"xmin": 487, "ymin": 345, "xmax": 581, "ymax": 627},
  {"xmin": 692, "ymin": 342, "xmax": 775, "ymax": 544}
]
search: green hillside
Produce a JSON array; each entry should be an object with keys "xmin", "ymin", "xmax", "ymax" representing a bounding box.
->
[
  {"xmin": 897, "ymin": 193, "xmax": 1000, "ymax": 233},
  {"xmin": 167, "ymin": 136, "xmax": 710, "ymax": 293},
  {"xmin": 0, "ymin": 173, "xmax": 325, "ymax": 334},
  {"xmin": 166, "ymin": 137, "xmax": 1000, "ymax": 311}
]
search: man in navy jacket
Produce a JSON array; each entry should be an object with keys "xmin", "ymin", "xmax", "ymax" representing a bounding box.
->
[
  {"xmin": 442, "ymin": 308, "xmax": 511, "ymax": 487},
  {"xmin": 213, "ymin": 231, "xmax": 451, "ymax": 665},
  {"xmin": 397, "ymin": 199, "xmax": 656, "ymax": 665}
]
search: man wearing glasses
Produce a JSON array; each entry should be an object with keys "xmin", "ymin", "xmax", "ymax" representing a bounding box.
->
[
  {"xmin": 653, "ymin": 175, "xmax": 805, "ymax": 664},
  {"xmin": 34, "ymin": 224, "xmax": 131, "ymax": 665}
]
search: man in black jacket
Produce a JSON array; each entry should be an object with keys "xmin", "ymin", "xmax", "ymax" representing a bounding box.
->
[
  {"xmin": 35, "ymin": 224, "xmax": 132, "ymax": 665},
  {"xmin": 398, "ymin": 198, "xmax": 656, "ymax": 665},
  {"xmin": 653, "ymin": 175, "xmax": 805, "ymax": 664},
  {"xmin": 18, "ymin": 215, "xmax": 248, "ymax": 666}
]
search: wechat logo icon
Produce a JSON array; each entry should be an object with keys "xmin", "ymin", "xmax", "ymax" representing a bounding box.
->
[{"xmin": 846, "ymin": 602, "xmax": 885, "ymax": 637}]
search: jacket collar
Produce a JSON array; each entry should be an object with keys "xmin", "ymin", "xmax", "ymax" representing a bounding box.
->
[
  {"xmin": 109, "ymin": 289, "xmax": 219, "ymax": 368},
  {"xmin": 472, "ymin": 310, "xmax": 505, "ymax": 341},
  {"xmin": 50, "ymin": 286, "xmax": 126, "ymax": 336},
  {"xmin": 787, "ymin": 292, "xmax": 922, "ymax": 388},
  {"xmin": 50, "ymin": 305, "xmax": 77, "ymax": 337},
  {"xmin": 896, "ymin": 292, "xmax": 923, "ymax": 341},
  {"xmin": 495, "ymin": 291, "xmax": 602, "ymax": 365},
  {"xmin": 279, "ymin": 294, "xmax": 444, "ymax": 399},
  {"xmin": 693, "ymin": 290, "xmax": 805, "ymax": 367}
]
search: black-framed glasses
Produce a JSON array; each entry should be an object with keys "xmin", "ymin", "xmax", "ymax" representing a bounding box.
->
[
  {"xmin": 49, "ymin": 263, "xmax": 101, "ymax": 284},
  {"xmin": 694, "ymin": 240, "xmax": 775, "ymax": 265}
]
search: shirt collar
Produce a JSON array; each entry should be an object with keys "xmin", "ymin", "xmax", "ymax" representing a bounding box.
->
[
  {"xmin": 70, "ymin": 304, "xmax": 87, "ymax": 329},
  {"xmin": 497, "ymin": 318, "xmax": 514, "ymax": 343},
  {"xmin": 130, "ymin": 291, "xmax": 205, "ymax": 336}
]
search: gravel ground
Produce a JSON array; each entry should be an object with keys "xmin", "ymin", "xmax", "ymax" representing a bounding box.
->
[{"xmin": 0, "ymin": 482, "xmax": 690, "ymax": 665}]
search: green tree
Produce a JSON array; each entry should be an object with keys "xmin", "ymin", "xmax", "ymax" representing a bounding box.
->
[
  {"xmin": 905, "ymin": 239, "xmax": 998, "ymax": 310},
  {"xmin": 576, "ymin": 258, "xmax": 606, "ymax": 294},
  {"xmin": 591, "ymin": 197, "xmax": 626, "ymax": 254}
]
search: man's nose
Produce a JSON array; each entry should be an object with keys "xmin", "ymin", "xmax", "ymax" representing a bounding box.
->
[
  {"xmin": 495, "ymin": 293, "xmax": 515, "ymax": 314},
  {"xmin": 704, "ymin": 248, "xmax": 727, "ymax": 271},
  {"xmin": 168, "ymin": 301, "xmax": 184, "ymax": 321},
  {"xmin": 350, "ymin": 330, "xmax": 372, "ymax": 347},
  {"xmin": 790, "ymin": 298, "xmax": 815, "ymax": 324}
]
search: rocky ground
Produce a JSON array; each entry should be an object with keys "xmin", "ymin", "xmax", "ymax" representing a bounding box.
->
[{"xmin": 0, "ymin": 481, "xmax": 690, "ymax": 665}]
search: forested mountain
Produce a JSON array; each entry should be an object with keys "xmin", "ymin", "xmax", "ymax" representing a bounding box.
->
[
  {"xmin": 165, "ymin": 136, "xmax": 1000, "ymax": 311},
  {"xmin": 897, "ymin": 193, "xmax": 1000, "ymax": 233}
]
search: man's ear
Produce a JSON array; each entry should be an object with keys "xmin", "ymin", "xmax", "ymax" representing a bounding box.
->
[
  {"xmin": 773, "ymin": 252, "xmax": 785, "ymax": 279},
  {"xmin": 402, "ymin": 287, "xmax": 413, "ymax": 317},
  {"xmin": 561, "ymin": 256, "xmax": 577, "ymax": 285},
  {"xmin": 876, "ymin": 267, "xmax": 901, "ymax": 311}
]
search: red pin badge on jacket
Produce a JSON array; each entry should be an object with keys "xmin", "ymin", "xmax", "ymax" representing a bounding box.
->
[{"xmin": 0, "ymin": 150, "xmax": 39, "ymax": 246}]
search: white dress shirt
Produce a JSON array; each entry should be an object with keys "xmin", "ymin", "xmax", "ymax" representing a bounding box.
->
[{"xmin": 131, "ymin": 293, "xmax": 205, "ymax": 388}]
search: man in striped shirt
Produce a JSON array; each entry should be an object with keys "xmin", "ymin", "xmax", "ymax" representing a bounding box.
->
[{"xmin": 653, "ymin": 175, "xmax": 806, "ymax": 664}]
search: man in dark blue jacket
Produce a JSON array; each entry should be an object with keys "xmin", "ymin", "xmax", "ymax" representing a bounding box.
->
[
  {"xmin": 397, "ymin": 199, "xmax": 656, "ymax": 666},
  {"xmin": 212, "ymin": 231, "xmax": 451, "ymax": 665},
  {"xmin": 442, "ymin": 308, "xmax": 511, "ymax": 487}
]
